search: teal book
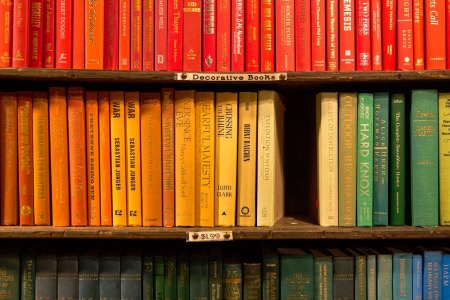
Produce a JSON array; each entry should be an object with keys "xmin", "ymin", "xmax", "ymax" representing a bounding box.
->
[
  {"xmin": 121, "ymin": 248, "xmax": 142, "ymax": 300},
  {"xmin": 327, "ymin": 248, "xmax": 354, "ymax": 300},
  {"xmin": 177, "ymin": 249, "xmax": 189, "ymax": 300},
  {"xmin": 310, "ymin": 248, "xmax": 333, "ymax": 300},
  {"xmin": 190, "ymin": 249, "xmax": 208, "ymax": 300},
  {"xmin": 99, "ymin": 249, "xmax": 121, "ymax": 300},
  {"xmin": 373, "ymin": 248, "xmax": 393, "ymax": 300},
  {"xmin": 142, "ymin": 251, "xmax": 154, "ymax": 300},
  {"xmin": 154, "ymin": 253, "xmax": 165, "ymax": 300},
  {"xmin": 20, "ymin": 247, "xmax": 36, "ymax": 300},
  {"xmin": 164, "ymin": 251, "xmax": 177, "ymax": 300},
  {"xmin": 419, "ymin": 247, "xmax": 442, "ymax": 300},
  {"xmin": 209, "ymin": 247, "xmax": 222, "ymax": 300},
  {"xmin": 386, "ymin": 247, "xmax": 412, "ymax": 300},
  {"xmin": 57, "ymin": 251, "xmax": 79, "ymax": 300},
  {"xmin": 35, "ymin": 250, "xmax": 57, "ymax": 300},
  {"xmin": 243, "ymin": 261, "xmax": 261, "ymax": 300},
  {"xmin": 410, "ymin": 89, "xmax": 439, "ymax": 226},
  {"xmin": 373, "ymin": 92, "xmax": 389, "ymax": 225},
  {"xmin": 223, "ymin": 252, "xmax": 242, "ymax": 300},
  {"xmin": 357, "ymin": 93, "xmax": 374, "ymax": 226},
  {"xmin": 262, "ymin": 246, "xmax": 279, "ymax": 300},
  {"xmin": 347, "ymin": 248, "xmax": 366, "ymax": 300},
  {"xmin": 364, "ymin": 249, "xmax": 377, "ymax": 300},
  {"xmin": 0, "ymin": 248, "xmax": 20, "ymax": 300},
  {"xmin": 279, "ymin": 247, "xmax": 314, "ymax": 300},
  {"xmin": 412, "ymin": 254, "xmax": 422, "ymax": 300},
  {"xmin": 389, "ymin": 93, "xmax": 406, "ymax": 226},
  {"xmin": 78, "ymin": 248, "xmax": 100, "ymax": 300}
]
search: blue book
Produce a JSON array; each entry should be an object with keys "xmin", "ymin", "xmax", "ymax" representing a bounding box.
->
[
  {"xmin": 79, "ymin": 248, "xmax": 100, "ymax": 300},
  {"xmin": 420, "ymin": 247, "xmax": 442, "ymax": 300},
  {"xmin": 413, "ymin": 254, "xmax": 423, "ymax": 300},
  {"xmin": 57, "ymin": 251, "xmax": 79, "ymax": 300},
  {"xmin": 121, "ymin": 248, "xmax": 142, "ymax": 300},
  {"xmin": 387, "ymin": 247, "xmax": 412, "ymax": 300},
  {"xmin": 99, "ymin": 249, "xmax": 121, "ymax": 300},
  {"xmin": 442, "ymin": 253, "xmax": 450, "ymax": 300},
  {"xmin": 35, "ymin": 250, "xmax": 57, "ymax": 300}
]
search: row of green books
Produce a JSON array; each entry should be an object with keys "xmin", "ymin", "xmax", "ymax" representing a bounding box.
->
[{"xmin": 316, "ymin": 89, "xmax": 450, "ymax": 227}]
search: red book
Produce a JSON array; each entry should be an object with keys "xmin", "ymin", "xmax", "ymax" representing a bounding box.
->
[
  {"xmin": 326, "ymin": 0, "xmax": 339, "ymax": 70},
  {"xmin": 231, "ymin": 0, "xmax": 244, "ymax": 71},
  {"xmin": 371, "ymin": 0, "xmax": 382, "ymax": 70},
  {"xmin": 0, "ymin": 2, "xmax": 12, "ymax": 67},
  {"xmin": 311, "ymin": 0, "xmax": 325, "ymax": 70},
  {"xmin": 119, "ymin": 0, "xmax": 130, "ymax": 70},
  {"xmin": 12, "ymin": 0, "xmax": 30, "ymax": 67},
  {"xmin": 217, "ymin": 0, "xmax": 231, "ymax": 71},
  {"xmin": 143, "ymin": 0, "xmax": 154, "ymax": 70},
  {"xmin": 425, "ymin": 0, "xmax": 446, "ymax": 69},
  {"xmin": 183, "ymin": 0, "xmax": 202, "ymax": 71},
  {"xmin": 295, "ymin": 0, "xmax": 311, "ymax": 71},
  {"xmin": 339, "ymin": 0, "xmax": 355, "ymax": 70},
  {"xmin": 275, "ymin": 0, "xmax": 294, "ymax": 71},
  {"xmin": 30, "ymin": 0, "xmax": 44, "ymax": 68},
  {"xmin": 73, "ymin": 0, "xmax": 84, "ymax": 68},
  {"xmin": 382, "ymin": 0, "xmax": 396, "ymax": 70},
  {"xmin": 261, "ymin": 0, "xmax": 274, "ymax": 71},
  {"xmin": 447, "ymin": 0, "xmax": 450, "ymax": 69},
  {"xmin": 55, "ymin": 0, "xmax": 72, "ymax": 68},
  {"xmin": 203, "ymin": 0, "xmax": 216, "ymax": 71},
  {"xmin": 104, "ymin": 0, "xmax": 119, "ymax": 70},
  {"xmin": 167, "ymin": 0, "xmax": 183, "ymax": 71},
  {"xmin": 85, "ymin": 0, "xmax": 105, "ymax": 69},
  {"xmin": 414, "ymin": 0, "xmax": 424, "ymax": 69},
  {"xmin": 155, "ymin": 0, "xmax": 168, "ymax": 70},
  {"xmin": 397, "ymin": 0, "xmax": 413, "ymax": 70},
  {"xmin": 356, "ymin": 0, "xmax": 371, "ymax": 70},
  {"xmin": 131, "ymin": 0, "xmax": 142, "ymax": 70},
  {"xmin": 43, "ymin": 0, "xmax": 55, "ymax": 68}
]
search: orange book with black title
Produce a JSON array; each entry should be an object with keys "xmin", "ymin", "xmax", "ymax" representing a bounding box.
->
[
  {"xmin": 143, "ymin": 0, "xmax": 154, "ymax": 70},
  {"xmin": 0, "ymin": 1, "xmax": 12, "ymax": 67},
  {"xmin": 86, "ymin": 0, "xmax": 105, "ymax": 69},
  {"xmin": 162, "ymin": 88, "xmax": 175, "ymax": 227},
  {"xmin": 18, "ymin": 91, "xmax": 34, "ymax": 225},
  {"xmin": 131, "ymin": 0, "xmax": 142, "ymax": 70},
  {"xmin": 68, "ymin": 87, "xmax": 88, "ymax": 226},
  {"xmin": 33, "ymin": 91, "xmax": 51, "ymax": 226},
  {"xmin": 140, "ymin": 92, "xmax": 162, "ymax": 226},
  {"xmin": 414, "ymin": 0, "xmax": 424, "ymax": 70},
  {"xmin": 12, "ymin": 0, "xmax": 30, "ymax": 67},
  {"xmin": 119, "ymin": 0, "xmax": 131, "ymax": 70},
  {"xmin": 73, "ymin": 0, "xmax": 85, "ymax": 68},
  {"xmin": 49, "ymin": 87, "xmax": 70, "ymax": 227}
]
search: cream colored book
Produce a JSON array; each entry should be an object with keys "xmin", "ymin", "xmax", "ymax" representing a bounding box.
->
[{"xmin": 439, "ymin": 93, "xmax": 450, "ymax": 225}]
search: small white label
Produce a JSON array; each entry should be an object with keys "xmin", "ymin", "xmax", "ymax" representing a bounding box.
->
[
  {"xmin": 186, "ymin": 231, "xmax": 234, "ymax": 242},
  {"xmin": 175, "ymin": 72, "xmax": 287, "ymax": 81}
]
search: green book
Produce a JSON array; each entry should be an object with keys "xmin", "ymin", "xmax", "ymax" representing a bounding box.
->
[
  {"xmin": 223, "ymin": 252, "xmax": 242, "ymax": 300},
  {"xmin": 372, "ymin": 248, "xmax": 393, "ymax": 300},
  {"xmin": 0, "ymin": 248, "xmax": 20, "ymax": 300},
  {"xmin": 243, "ymin": 261, "xmax": 261, "ymax": 300},
  {"xmin": 262, "ymin": 246, "xmax": 279, "ymax": 300},
  {"xmin": 411, "ymin": 89, "xmax": 439, "ymax": 226},
  {"xmin": 347, "ymin": 248, "xmax": 366, "ymax": 300},
  {"xmin": 177, "ymin": 249, "xmax": 189, "ymax": 300},
  {"xmin": 190, "ymin": 249, "xmax": 208, "ymax": 300},
  {"xmin": 154, "ymin": 253, "xmax": 165, "ymax": 300},
  {"xmin": 279, "ymin": 247, "xmax": 314, "ymax": 300},
  {"xmin": 389, "ymin": 93, "xmax": 406, "ymax": 226},
  {"xmin": 209, "ymin": 247, "xmax": 222, "ymax": 300},
  {"xmin": 142, "ymin": 251, "xmax": 154, "ymax": 300},
  {"xmin": 386, "ymin": 247, "xmax": 412, "ymax": 300},
  {"xmin": 164, "ymin": 250, "xmax": 177, "ymax": 300},
  {"xmin": 373, "ymin": 92, "xmax": 389, "ymax": 226},
  {"xmin": 310, "ymin": 248, "xmax": 333, "ymax": 300},
  {"xmin": 20, "ymin": 247, "xmax": 36, "ymax": 300},
  {"xmin": 357, "ymin": 93, "xmax": 374, "ymax": 226},
  {"xmin": 359, "ymin": 248, "xmax": 377, "ymax": 300},
  {"xmin": 328, "ymin": 248, "xmax": 354, "ymax": 300}
]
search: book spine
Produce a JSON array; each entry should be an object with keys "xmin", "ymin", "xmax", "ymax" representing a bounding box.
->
[
  {"xmin": 20, "ymin": 250, "xmax": 35, "ymax": 300},
  {"xmin": 175, "ymin": 90, "xmax": 196, "ymax": 226},
  {"xmin": 313, "ymin": 256, "xmax": 333, "ymax": 299},
  {"xmin": 244, "ymin": 0, "xmax": 259, "ymax": 71},
  {"xmin": 382, "ymin": 0, "xmax": 396, "ymax": 70},
  {"xmin": 0, "ymin": 2, "xmax": 12, "ymax": 67},
  {"xmin": 422, "ymin": 251, "xmax": 442, "ymax": 299},
  {"xmin": 217, "ymin": 0, "xmax": 231, "ymax": 71},
  {"xmin": 393, "ymin": 253, "xmax": 413, "ymax": 300},
  {"xmin": 215, "ymin": 92, "xmax": 238, "ymax": 226},
  {"xmin": 162, "ymin": 88, "xmax": 175, "ymax": 227},
  {"xmin": 143, "ymin": 254, "xmax": 154, "ymax": 299},
  {"xmin": 237, "ymin": 92, "xmax": 257, "ymax": 227},
  {"xmin": 413, "ymin": 254, "xmax": 423, "ymax": 300},
  {"xmin": 377, "ymin": 254, "xmax": 393, "ymax": 299},
  {"xmin": 209, "ymin": 248, "xmax": 223, "ymax": 300},
  {"xmin": 223, "ymin": 262, "xmax": 242, "ymax": 300},
  {"xmin": 33, "ymin": 92, "xmax": 50, "ymax": 226},
  {"xmin": 35, "ymin": 253, "xmax": 57, "ymax": 300},
  {"xmin": 326, "ymin": 0, "xmax": 339, "ymax": 71},
  {"xmin": 167, "ymin": 0, "xmax": 183, "ymax": 71},
  {"xmin": 86, "ymin": 0, "xmax": 105, "ymax": 69},
  {"xmin": 373, "ymin": 93, "xmax": 389, "ymax": 226},
  {"xmin": 443, "ymin": 254, "xmax": 450, "ymax": 299},
  {"xmin": 79, "ymin": 253, "xmax": 99, "ymax": 300},
  {"xmin": 231, "ymin": 0, "xmax": 244, "ymax": 71},
  {"xmin": 275, "ymin": 0, "xmax": 294, "ymax": 71},
  {"xmin": 261, "ymin": 0, "xmax": 274, "ymax": 71},
  {"xmin": 339, "ymin": 0, "xmax": 356, "ymax": 70},
  {"xmin": 356, "ymin": 0, "xmax": 371, "ymax": 70},
  {"xmin": 425, "ymin": 0, "xmax": 446, "ymax": 69},
  {"xmin": 0, "ymin": 252, "xmax": 20, "ymax": 300},
  {"xmin": 371, "ymin": 0, "xmax": 382, "ymax": 70},
  {"xmin": 354, "ymin": 255, "xmax": 367, "ymax": 299},
  {"xmin": 155, "ymin": 0, "xmax": 168, "ymax": 70},
  {"xmin": 104, "ymin": 0, "xmax": 119, "ymax": 70},
  {"xmin": 338, "ymin": 93, "xmax": 357, "ymax": 227},
  {"xmin": 73, "ymin": 0, "xmax": 85, "ymax": 69},
  {"xmin": 12, "ymin": 0, "xmax": 30, "ymax": 67},
  {"xmin": 440, "ymin": 93, "xmax": 450, "ymax": 225},
  {"xmin": 295, "ymin": 0, "xmax": 311, "ymax": 71},
  {"xmin": 110, "ymin": 91, "xmax": 128, "ymax": 226},
  {"xmin": 201, "ymin": 0, "xmax": 216, "ymax": 71},
  {"xmin": 99, "ymin": 254, "xmax": 121, "ymax": 299},
  {"xmin": 414, "ymin": 0, "xmax": 425, "ymax": 69},
  {"xmin": 86, "ymin": 92, "xmax": 101, "ymax": 226},
  {"xmin": 195, "ymin": 92, "xmax": 215, "ymax": 227},
  {"xmin": 262, "ymin": 249, "xmax": 278, "ymax": 300},
  {"xmin": 311, "ymin": 0, "xmax": 326, "ymax": 70},
  {"xmin": 131, "ymin": 0, "xmax": 142, "ymax": 70},
  {"xmin": 18, "ymin": 91, "xmax": 34, "ymax": 226},
  {"xmin": 43, "ymin": 0, "xmax": 55, "ymax": 68},
  {"xmin": 447, "ymin": 0, "xmax": 450, "ymax": 69},
  {"xmin": 243, "ymin": 262, "xmax": 261, "ymax": 299},
  {"xmin": 119, "ymin": 0, "xmax": 131, "ymax": 70},
  {"xmin": 154, "ymin": 255, "xmax": 165, "ymax": 300},
  {"xmin": 411, "ymin": 90, "xmax": 439, "ymax": 226},
  {"xmin": 143, "ymin": 0, "xmax": 154, "ymax": 70},
  {"xmin": 280, "ymin": 254, "xmax": 314, "ymax": 299},
  {"xmin": 177, "ymin": 250, "xmax": 189, "ymax": 299},
  {"xmin": 183, "ymin": 0, "xmax": 202, "ymax": 71},
  {"xmin": 140, "ymin": 93, "xmax": 163, "ymax": 226},
  {"xmin": 121, "ymin": 253, "xmax": 142, "ymax": 300},
  {"xmin": 30, "ymin": 0, "xmax": 44, "ymax": 68},
  {"xmin": 190, "ymin": 251, "xmax": 209, "ymax": 299},
  {"xmin": 125, "ymin": 92, "xmax": 142, "ymax": 226},
  {"xmin": 397, "ymin": 0, "xmax": 413, "ymax": 70},
  {"xmin": 55, "ymin": 0, "xmax": 72, "ymax": 68},
  {"xmin": 389, "ymin": 93, "xmax": 406, "ymax": 225},
  {"xmin": 366, "ymin": 254, "xmax": 377, "ymax": 300},
  {"xmin": 98, "ymin": 91, "xmax": 112, "ymax": 226},
  {"xmin": 57, "ymin": 254, "xmax": 79, "ymax": 299},
  {"xmin": 357, "ymin": 93, "xmax": 374, "ymax": 226}
]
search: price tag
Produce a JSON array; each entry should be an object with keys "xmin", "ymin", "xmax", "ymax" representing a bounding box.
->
[{"xmin": 186, "ymin": 231, "xmax": 234, "ymax": 242}]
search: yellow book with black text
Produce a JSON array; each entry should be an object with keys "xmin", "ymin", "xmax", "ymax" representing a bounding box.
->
[{"xmin": 439, "ymin": 93, "xmax": 450, "ymax": 224}]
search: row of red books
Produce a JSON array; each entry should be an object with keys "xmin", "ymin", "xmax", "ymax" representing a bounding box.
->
[{"xmin": 0, "ymin": 0, "xmax": 449, "ymax": 72}]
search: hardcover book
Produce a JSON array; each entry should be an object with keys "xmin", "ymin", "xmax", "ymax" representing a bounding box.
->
[
  {"xmin": 183, "ymin": 0, "xmax": 202, "ymax": 71},
  {"xmin": 165, "ymin": 250, "xmax": 176, "ymax": 299},
  {"xmin": 162, "ymin": 88, "xmax": 175, "ymax": 227},
  {"xmin": 356, "ymin": 0, "xmax": 371, "ymax": 70},
  {"xmin": 418, "ymin": 246, "xmax": 442, "ymax": 299},
  {"xmin": 55, "ymin": 0, "xmax": 72, "ymax": 68},
  {"xmin": 414, "ymin": 0, "xmax": 424, "ymax": 70},
  {"xmin": 131, "ymin": 0, "xmax": 142, "ymax": 70},
  {"xmin": 260, "ymin": 0, "xmax": 274, "ymax": 71},
  {"xmin": 243, "ymin": 260, "xmax": 261, "ymax": 300},
  {"xmin": 311, "ymin": 0, "xmax": 326, "ymax": 70},
  {"xmin": 279, "ymin": 248, "xmax": 314, "ymax": 299},
  {"xmin": 203, "ymin": 0, "xmax": 216, "ymax": 71},
  {"xmin": 190, "ymin": 249, "xmax": 209, "ymax": 300},
  {"xmin": 217, "ymin": 0, "xmax": 231, "ymax": 71},
  {"xmin": 35, "ymin": 250, "xmax": 57, "ymax": 300},
  {"xmin": 12, "ymin": 0, "xmax": 30, "ymax": 67},
  {"xmin": 104, "ymin": 0, "xmax": 119, "ymax": 69},
  {"xmin": 425, "ymin": 0, "xmax": 446, "ymax": 69},
  {"xmin": 328, "ymin": 247, "xmax": 355, "ymax": 300},
  {"xmin": 99, "ymin": 249, "xmax": 121, "ymax": 300},
  {"xmin": 29, "ymin": 0, "xmax": 44, "ymax": 68},
  {"xmin": 0, "ymin": 248, "xmax": 20, "ymax": 300},
  {"xmin": 20, "ymin": 246, "xmax": 36, "ymax": 300},
  {"xmin": 72, "ymin": 0, "xmax": 84, "ymax": 69},
  {"xmin": 121, "ymin": 248, "xmax": 142, "ymax": 300},
  {"xmin": 244, "ymin": 0, "xmax": 259, "ymax": 71},
  {"xmin": 386, "ymin": 247, "xmax": 413, "ymax": 300},
  {"xmin": 79, "ymin": 248, "xmax": 100, "ymax": 300},
  {"xmin": 119, "ymin": 0, "xmax": 130, "ymax": 70},
  {"xmin": 327, "ymin": 0, "xmax": 339, "ymax": 70},
  {"xmin": 310, "ymin": 248, "xmax": 333, "ymax": 300},
  {"xmin": 275, "ymin": 0, "xmax": 295, "ymax": 71},
  {"xmin": 209, "ymin": 247, "xmax": 222, "ymax": 300},
  {"xmin": 177, "ymin": 249, "xmax": 189, "ymax": 300},
  {"xmin": 412, "ymin": 254, "xmax": 423, "ymax": 300},
  {"xmin": 155, "ymin": 0, "xmax": 167, "ymax": 70},
  {"xmin": 339, "ymin": 0, "xmax": 355, "ymax": 70},
  {"xmin": 99, "ymin": 91, "xmax": 112, "ymax": 225},
  {"xmin": 43, "ymin": 0, "xmax": 55, "ymax": 68},
  {"xmin": 143, "ymin": 0, "xmax": 155, "ymax": 70},
  {"xmin": 85, "ymin": 0, "xmax": 104, "ymax": 69},
  {"xmin": 223, "ymin": 252, "xmax": 242, "ymax": 300},
  {"xmin": 167, "ymin": 0, "xmax": 183, "ymax": 71},
  {"xmin": 262, "ymin": 246, "xmax": 279, "ymax": 300},
  {"xmin": 0, "ymin": 2, "xmax": 12, "ymax": 67},
  {"xmin": 57, "ymin": 251, "xmax": 79, "ymax": 300},
  {"xmin": 231, "ymin": 0, "xmax": 244, "ymax": 71},
  {"xmin": 371, "ymin": 0, "xmax": 382, "ymax": 70},
  {"xmin": 382, "ymin": 0, "xmax": 396, "ymax": 70},
  {"xmin": 439, "ymin": 93, "xmax": 450, "ymax": 225},
  {"xmin": 397, "ymin": 0, "xmax": 413, "ymax": 70},
  {"xmin": 295, "ymin": 0, "xmax": 311, "ymax": 71}
]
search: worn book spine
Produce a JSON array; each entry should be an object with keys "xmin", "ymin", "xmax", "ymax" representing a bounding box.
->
[
  {"xmin": 43, "ymin": 0, "xmax": 55, "ymax": 68},
  {"xmin": 0, "ymin": 249, "xmax": 20, "ymax": 300},
  {"xmin": 177, "ymin": 250, "xmax": 189, "ymax": 300},
  {"xmin": 57, "ymin": 253, "xmax": 79, "ymax": 299},
  {"xmin": 190, "ymin": 250, "xmax": 209, "ymax": 300},
  {"xmin": 295, "ymin": 0, "xmax": 311, "ymax": 71},
  {"xmin": 142, "ymin": 252, "xmax": 154, "ymax": 300},
  {"xmin": 35, "ymin": 252, "xmax": 57, "ymax": 300},
  {"xmin": 20, "ymin": 248, "xmax": 36, "ymax": 300},
  {"xmin": 392, "ymin": 252, "xmax": 413, "ymax": 300},
  {"xmin": 0, "ymin": 2, "xmax": 12, "ymax": 67},
  {"xmin": 243, "ymin": 262, "xmax": 261, "ymax": 300},
  {"xmin": 79, "ymin": 250, "xmax": 100, "ymax": 300},
  {"xmin": 279, "ymin": 248, "xmax": 314, "ymax": 299},
  {"xmin": 377, "ymin": 253, "xmax": 393, "ymax": 299},
  {"xmin": 165, "ymin": 252, "xmax": 177, "ymax": 299},
  {"xmin": 209, "ymin": 247, "xmax": 222, "ymax": 300},
  {"xmin": 329, "ymin": 249, "xmax": 354, "ymax": 300},
  {"xmin": 439, "ymin": 93, "xmax": 450, "ymax": 225},
  {"xmin": 121, "ymin": 250, "xmax": 142, "ymax": 300}
]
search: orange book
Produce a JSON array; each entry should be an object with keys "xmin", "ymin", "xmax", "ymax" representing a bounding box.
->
[
  {"xmin": 110, "ymin": 91, "xmax": 127, "ymax": 226},
  {"xmin": 86, "ymin": 91, "xmax": 101, "ymax": 226},
  {"xmin": 85, "ymin": 0, "xmax": 105, "ymax": 69},
  {"xmin": 175, "ymin": 90, "xmax": 196, "ymax": 227},
  {"xmin": 414, "ymin": 0, "xmax": 424, "ymax": 70},
  {"xmin": 73, "ymin": 0, "xmax": 85, "ymax": 68},
  {"xmin": 98, "ymin": 91, "xmax": 112, "ymax": 226},
  {"xmin": 18, "ymin": 91, "xmax": 34, "ymax": 225},
  {"xmin": 0, "ymin": 2, "xmax": 12, "ymax": 67},
  {"xmin": 119, "ymin": 0, "xmax": 131, "ymax": 70},
  {"xmin": 68, "ymin": 87, "xmax": 88, "ymax": 226},
  {"xmin": 425, "ymin": 0, "xmax": 446, "ymax": 69},
  {"xmin": 49, "ymin": 87, "xmax": 70, "ymax": 227},
  {"xmin": 140, "ymin": 93, "xmax": 162, "ymax": 226},
  {"xmin": 125, "ymin": 92, "xmax": 142, "ymax": 226},
  {"xmin": 0, "ymin": 93, "xmax": 18, "ymax": 225},
  {"xmin": 33, "ymin": 91, "xmax": 51, "ymax": 226},
  {"xmin": 161, "ymin": 88, "xmax": 175, "ymax": 227}
]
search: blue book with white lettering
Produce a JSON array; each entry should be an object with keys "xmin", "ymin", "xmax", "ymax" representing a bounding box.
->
[
  {"xmin": 413, "ymin": 254, "xmax": 423, "ymax": 300},
  {"xmin": 442, "ymin": 253, "xmax": 450, "ymax": 300},
  {"xmin": 419, "ymin": 247, "xmax": 442, "ymax": 300}
]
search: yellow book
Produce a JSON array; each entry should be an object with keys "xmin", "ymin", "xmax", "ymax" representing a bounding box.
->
[
  {"xmin": 439, "ymin": 93, "xmax": 450, "ymax": 225},
  {"xmin": 175, "ymin": 90, "xmax": 196, "ymax": 226},
  {"xmin": 237, "ymin": 92, "xmax": 257, "ymax": 226},
  {"xmin": 215, "ymin": 92, "xmax": 238, "ymax": 227},
  {"xmin": 110, "ymin": 91, "xmax": 127, "ymax": 226},
  {"xmin": 257, "ymin": 90, "xmax": 285, "ymax": 226},
  {"xmin": 195, "ymin": 92, "xmax": 215, "ymax": 227},
  {"xmin": 140, "ymin": 93, "xmax": 162, "ymax": 226}
]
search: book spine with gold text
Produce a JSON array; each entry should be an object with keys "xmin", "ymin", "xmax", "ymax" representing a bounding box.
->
[
  {"xmin": 86, "ymin": 0, "xmax": 105, "ymax": 69},
  {"xmin": 0, "ymin": 2, "xmax": 12, "ymax": 67},
  {"xmin": 29, "ymin": 0, "xmax": 44, "ymax": 68},
  {"xmin": 131, "ymin": 0, "xmax": 142, "ymax": 70},
  {"xmin": 119, "ymin": 0, "xmax": 131, "ymax": 70}
]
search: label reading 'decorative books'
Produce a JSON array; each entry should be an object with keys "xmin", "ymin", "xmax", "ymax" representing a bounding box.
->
[{"xmin": 175, "ymin": 73, "xmax": 288, "ymax": 81}]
